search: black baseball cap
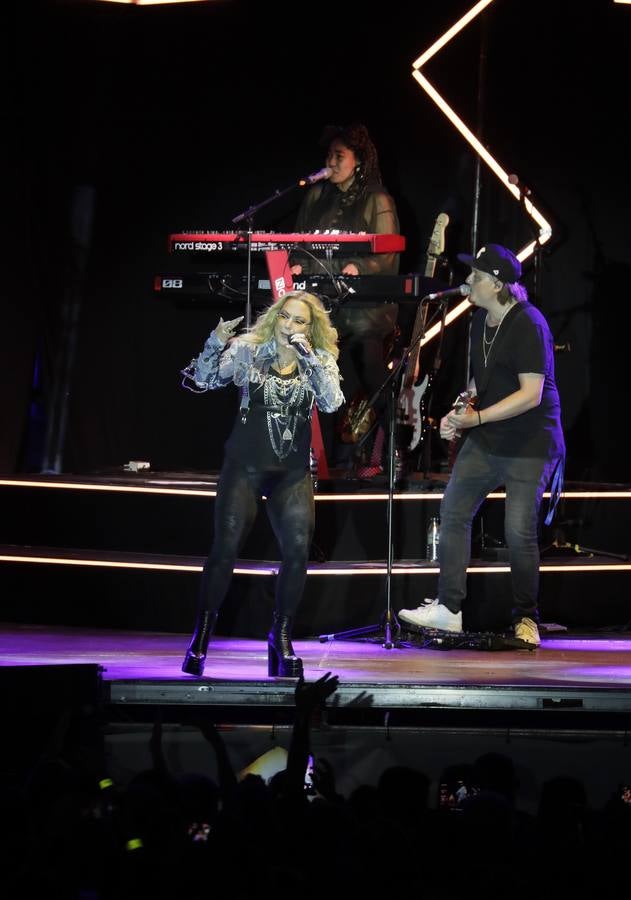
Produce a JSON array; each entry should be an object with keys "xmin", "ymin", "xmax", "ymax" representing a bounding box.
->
[{"xmin": 457, "ymin": 243, "xmax": 522, "ymax": 283}]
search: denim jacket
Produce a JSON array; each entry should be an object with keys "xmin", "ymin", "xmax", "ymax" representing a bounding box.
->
[{"xmin": 181, "ymin": 331, "xmax": 344, "ymax": 417}]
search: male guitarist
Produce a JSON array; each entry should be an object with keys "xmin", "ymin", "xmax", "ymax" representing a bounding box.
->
[{"xmin": 398, "ymin": 244, "xmax": 565, "ymax": 647}]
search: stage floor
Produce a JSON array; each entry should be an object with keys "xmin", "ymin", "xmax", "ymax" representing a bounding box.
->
[{"xmin": 2, "ymin": 623, "xmax": 631, "ymax": 721}]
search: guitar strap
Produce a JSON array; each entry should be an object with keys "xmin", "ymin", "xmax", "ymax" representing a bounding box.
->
[{"xmin": 544, "ymin": 456, "xmax": 564, "ymax": 526}]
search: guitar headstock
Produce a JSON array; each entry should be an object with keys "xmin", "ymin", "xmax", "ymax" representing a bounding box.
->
[
  {"xmin": 427, "ymin": 212, "xmax": 449, "ymax": 259},
  {"xmin": 424, "ymin": 212, "xmax": 449, "ymax": 279}
]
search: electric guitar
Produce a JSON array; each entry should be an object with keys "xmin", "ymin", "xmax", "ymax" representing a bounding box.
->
[
  {"xmin": 447, "ymin": 389, "xmax": 477, "ymax": 470},
  {"xmin": 338, "ymin": 396, "xmax": 376, "ymax": 444},
  {"xmin": 397, "ymin": 213, "xmax": 449, "ymax": 451}
]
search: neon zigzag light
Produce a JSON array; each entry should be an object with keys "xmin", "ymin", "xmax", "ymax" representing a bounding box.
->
[{"xmin": 411, "ymin": 0, "xmax": 552, "ymax": 346}]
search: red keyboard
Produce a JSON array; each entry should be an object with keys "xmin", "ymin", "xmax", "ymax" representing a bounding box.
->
[{"xmin": 168, "ymin": 231, "xmax": 405, "ymax": 255}]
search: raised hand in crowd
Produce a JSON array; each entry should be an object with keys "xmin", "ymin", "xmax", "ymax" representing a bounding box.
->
[{"xmin": 284, "ymin": 672, "xmax": 339, "ymax": 801}]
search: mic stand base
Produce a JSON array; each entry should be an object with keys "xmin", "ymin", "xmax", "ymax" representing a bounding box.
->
[
  {"xmin": 544, "ymin": 540, "xmax": 629, "ymax": 562},
  {"xmin": 318, "ymin": 609, "xmax": 402, "ymax": 650}
]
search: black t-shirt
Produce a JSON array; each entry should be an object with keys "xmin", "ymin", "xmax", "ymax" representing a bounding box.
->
[
  {"xmin": 223, "ymin": 369, "xmax": 313, "ymax": 470},
  {"xmin": 467, "ymin": 301, "xmax": 565, "ymax": 459}
]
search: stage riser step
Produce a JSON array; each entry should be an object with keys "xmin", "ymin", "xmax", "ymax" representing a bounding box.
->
[
  {"xmin": 1, "ymin": 485, "xmax": 629, "ymax": 561},
  {"xmin": 2, "ymin": 561, "xmax": 630, "ymax": 637}
]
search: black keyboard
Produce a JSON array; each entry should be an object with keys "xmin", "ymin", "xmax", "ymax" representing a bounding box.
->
[{"xmin": 153, "ymin": 272, "xmax": 448, "ymax": 303}]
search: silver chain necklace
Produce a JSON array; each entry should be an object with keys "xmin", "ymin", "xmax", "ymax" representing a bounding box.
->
[
  {"xmin": 482, "ymin": 303, "xmax": 512, "ymax": 367},
  {"xmin": 264, "ymin": 372, "xmax": 306, "ymax": 459}
]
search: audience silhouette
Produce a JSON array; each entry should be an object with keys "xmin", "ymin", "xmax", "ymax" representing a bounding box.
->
[{"xmin": 2, "ymin": 674, "xmax": 629, "ymax": 899}]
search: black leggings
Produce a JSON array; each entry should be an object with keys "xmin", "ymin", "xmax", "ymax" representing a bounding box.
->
[{"xmin": 198, "ymin": 460, "xmax": 315, "ymax": 618}]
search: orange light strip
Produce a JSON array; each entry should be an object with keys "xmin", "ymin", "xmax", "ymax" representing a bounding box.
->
[
  {"xmin": 413, "ymin": 0, "xmax": 495, "ymax": 68},
  {"xmin": 101, "ymin": 1, "xmax": 210, "ymax": 6},
  {"xmin": 0, "ymin": 479, "xmax": 628, "ymax": 501},
  {"xmin": 1, "ymin": 555, "xmax": 629, "ymax": 576},
  {"xmin": 411, "ymin": 0, "xmax": 553, "ymax": 343},
  {"xmin": 537, "ymin": 564, "xmax": 631, "ymax": 572},
  {"xmin": 0, "ymin": 555, "xmax": 202, "ymax": 572},
  {"xmin": 0, "ymin": 479, "xmax": 217, "ymax": 497},
  {"xmin": 411, "ymin": 67, "xmax": 552, "ymax": 248},
  {"xmin": 315, "ymin": 491, "xmax": 631, "ymax": 501}
]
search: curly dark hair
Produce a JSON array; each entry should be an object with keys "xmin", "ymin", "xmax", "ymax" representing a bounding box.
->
[
  {"xmin": 320, "ymin": 122, "xmax": 382, "ymax": 177},
  {"xmin": 319, "ymin": 122, "xmax": 383, "ymax": 213}
]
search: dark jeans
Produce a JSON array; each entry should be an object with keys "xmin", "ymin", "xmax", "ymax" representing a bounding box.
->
[
  {"xmin": 438, "ymin": 438, "xmax": 561, "ymax": 623},
  {"xmin": 198, "ymin": 460, "xmax": 314, "ymax": 619}
]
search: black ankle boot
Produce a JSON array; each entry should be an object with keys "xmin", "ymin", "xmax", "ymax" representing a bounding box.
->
[
  {"xmin": 267, "ymin": 613, "xmax": 303, "ymax": 678},
  {"xmin": 182, "ymin": 610, "xmax": 218, "ymax": 676}
]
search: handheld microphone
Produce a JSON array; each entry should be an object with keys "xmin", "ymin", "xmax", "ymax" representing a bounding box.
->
[
  {"xmin": 298, "ymin": 166, "xmax": 332, "ymax": 187},
  {"xmin": 425, "ymin": 284, "xmax": 471, "ymax": 302},
  {"xmin": 288, "ymin": 334, "xmax": 311, "ymax": 357}
]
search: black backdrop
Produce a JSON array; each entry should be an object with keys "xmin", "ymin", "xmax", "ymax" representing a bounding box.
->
[{"xmin": 4, "ymin": 0, "xmax": 631, "ymax": 481}]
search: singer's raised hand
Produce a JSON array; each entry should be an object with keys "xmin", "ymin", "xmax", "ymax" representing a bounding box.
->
[{"xmin": 215, "ymin": 315, "xmax": 244, "ymax": 344}]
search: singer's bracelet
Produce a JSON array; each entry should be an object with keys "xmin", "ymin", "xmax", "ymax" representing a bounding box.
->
[{"xmin": 477, "ymin": 410, "xmax": 482, "ymax": 426}]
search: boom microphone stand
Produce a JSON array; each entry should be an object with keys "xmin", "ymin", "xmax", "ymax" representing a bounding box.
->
[
  {"xmin": 231, "ymin": 167, "xmax": 331, "ymax": 326},
  {"xmin": 318, "ymin": 299, "xmax": 447, "ymax": 647},
  {"xmin": 231, "ymin": 184, "xmax": 296, "ymax": 329}
]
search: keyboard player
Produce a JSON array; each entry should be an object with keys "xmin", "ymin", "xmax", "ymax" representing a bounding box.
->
[{"xmin": 290, "ymin": 122, "xmax": 402, "ymax": 477}]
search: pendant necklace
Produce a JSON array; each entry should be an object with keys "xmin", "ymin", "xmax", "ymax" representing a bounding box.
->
[
  {"xmin": 482, "ymin": 303, "xmax": 512, "ymax": 367},
  {"xmin": 264, "ymin": 370, "xmax": 305, "ymax": 459}
]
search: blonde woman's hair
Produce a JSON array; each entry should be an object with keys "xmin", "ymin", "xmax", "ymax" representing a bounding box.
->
[{"xmin": 239, "ymin": 291, "xmax": 340, "ymax": 359}]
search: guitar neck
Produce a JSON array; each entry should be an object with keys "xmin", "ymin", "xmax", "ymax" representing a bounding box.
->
[
  {"xmin": 402, "ymin": 259, "xmax": 436, "ymax": 386},
  {"xmin": 424, "ymin": 251, "xmax": 437, "ymax": 279},
  {"xmin": 401, "ymin": 213, "xmax": 448, "ymax": 389},
  {"xmin": 403, "ymin": 305, "xmax": 428, "ymax": 387}
]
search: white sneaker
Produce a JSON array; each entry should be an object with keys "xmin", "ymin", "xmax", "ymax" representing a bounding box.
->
[
  {"xmin": 514, "ymin": 617, "xmax": 540, "ymax": 646},
  {"xmin": 398, "ymin": 598, "xmax": 463, "ymax": 633}
]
